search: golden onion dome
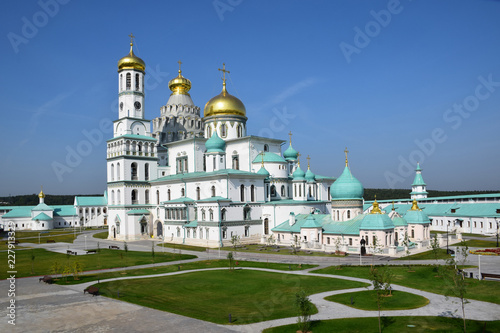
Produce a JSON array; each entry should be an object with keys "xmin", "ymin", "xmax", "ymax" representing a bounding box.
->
[
  {"xmin": 204, "ymin": 83, "xmax": 246, "ymax": 117},
  {"xmin": 118, "ymin": 42, "xmax": 145, "ymax": 72},
  {"xmin": 38, "ymin": 186, "xmax": 45, "ymax": 199},
  {"xmin": 168, "ymin": 61, "xmax": 191, "ymax": 95}
]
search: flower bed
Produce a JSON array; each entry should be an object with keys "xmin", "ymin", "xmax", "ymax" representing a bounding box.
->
[{"xmin": 469, "ymin": 248, "xmax": 500, "ymax": 255}]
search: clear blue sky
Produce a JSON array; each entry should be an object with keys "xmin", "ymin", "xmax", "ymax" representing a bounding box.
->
[{"xmin": 1, "ymin": 0, "xmax": 499, "ymax": 196}]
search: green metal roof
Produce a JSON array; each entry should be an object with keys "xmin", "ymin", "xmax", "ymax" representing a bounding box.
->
[
  {"xmin": 126, "ymin": 209, "xmax": 151, "ymax": 215},
  {"xmin": 205, "ymin": 132, "xmax": 226, "ymax": 153},
  {"xmin": 107, "ymin": 134, "xmax": 157, "ymax": 142},
  {"xmin": 2, "ymin": 206, "xmax": 32, "ymax": 218},
  {"xmin": 2, "ymin": 205, "xmax": 76, "ymax": 218},
  {"xmin": 373, "ymin": 193, "xmax": 500, "ymax": 203},
  {"xmin": 412, "ymin": 173, "xmax": 426, "ymax": 186},
  {"xmin": 263, "ymin": 199, "xmax": 330, "ymax": 206},
  {"xmin": 152, "ymin": 169, "xmax": 265, "ymax": 183},
  {"xmin": 33, "ymin": 212, "xmax": 52, "ymax": 221},
  {"xmin": 392, "ymin": 215, "xmax": 408, "ymax": 227},
  {"xmin": 330, "ymin": 166, "xmax": 364, "ymax": 200},
  {"xmin": 382, "ymin": 202, "xmax": 500, "ymax": 218},
  {"xmin": 314, "ymin": 175, "xmax": 336, "ymax": 182},
  {"xmin": 302, "ymin": 214, "xmax": 322, "ymax": 228},
  {"xmin": 252, "ymin": 152, "xmax": 286, "ymax": 164},
  {"xmin": 75, "ymin": 196, "xmax": 107, "ymax": 206},
  {"xmin": 161, "ymin": 197, "xmax": 195, "ymax": 204},
  {"xmin": 272, "ymin": 213, "xmax": 365, "ymax": 235},
  {"xmin": 185, "ymin": 220, "xmax": 198, "ymax": 228},
  {"xmin": 404, "ymin": 209, "xmax": 431, "ymax": 224},
  {"xmin": 360, "ymin": 213, "xmax": 395, "ymax": 230},
  {"xmin": 197, "ymin": 196, "xmax": 232, "ymax": 203},
  {"xmin": 32, "ymin": 203, "xmax": 53, "ymax": 211}
]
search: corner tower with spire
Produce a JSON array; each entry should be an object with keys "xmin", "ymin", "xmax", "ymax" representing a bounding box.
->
[{"xmin": 410, "ymin": 163, "xmax": 428, "ymax": 199}]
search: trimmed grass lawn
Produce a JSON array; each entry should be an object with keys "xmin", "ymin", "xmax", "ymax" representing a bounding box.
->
[
  {"xmin": 462, "ymin": 239, "xmax": 498, "ymax": 248},
  {"xmin": 395, "ymin": 248, "xmax": 451, "ymax": 261},
  {"xmin": 93, "ymin": 231, "xmax": 108, "ymax": 239},
  {"xmin": 263, "ymin": 317, "xmax": 500, "ymax": 333},
  {"xmin": 221, "ymin": 244, "xmax": 348, "ymax": 257},
  {"xmin": 0, "ymin": 248, "xmax": 196, "ymax": 279},
  {"xmin": 1, "ymin": 229, "xmax": 79, "ymax": 250},
  {"xmin": 156, "ymin": 242, "xmax": 207, "ymax": 252},
  {"xmin": 462, "ymin": 233, "xmax": 491, "ymax": 238},
  {"xmin": 326, "ymin": 290, "xmax": 429, "ymax": 310},
  {"xmin": 312, "ymin": 265, "xmax": 500, "ymax": 304},
  {"xmin": 97, "ymin": 270, "xmax": 369, "ymax": 324},
  {"xmin": 54, "ymin": 260, "xmax": 317, "ymax": 285}
]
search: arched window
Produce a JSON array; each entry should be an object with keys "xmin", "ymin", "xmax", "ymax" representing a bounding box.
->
[
  {"xmin": 156, "ymin": 190, "xmax": 160, "ymax": 204},
  {"xmin": 240, "ymin": 185, "xmax": 245, "ymax": 202},
  {"xmin": 135, "ymin": 73, "xmax": 140, "ymax": 91},
  {"xmin": 298, "ymin": 185, "xmax": 302, "ymax": 197},
  {"xmin": 117, "ymin": 163, "xmax": 121, "ymax": 180},
  {"xmin": 271, "ymin": 185, "xmax": 276, "ymax": 197},
  {"xmin": 167, "ymin": 189, "xmax": 171, "ymax": 201},
  {"xmin": 264, "ymin": 218, "xmax": 269, "ymax": 235},
  {"xmin": 111, "ymin": 190, "xmax": 115, "ymax": 205},
  {"xmin": 199, "ymin": 228, "xmax": 203, "ymax": 239},
  {"xmin": 211, "ymin": 186, "xmax": 216, "ymax": 197},
  {"xmin": 250, "ymin": 185, "xmax": 255, "ymax": 202},
  {"xmin": 201, "ymin": 209, "xmax": 206, "ymax": 221},
  {"xmin": 131, "ymin": 163, "xmax": 138, "ymax": 180},
  {"xmin": 347, "ymin": 210, "xmax": 351, "ymax": 219},
  {"xmin": 196, "ymin": 187, "xmax": 201, "ymax": 200},
  {"xmin": 263, "ymin": 144, "xmax": 269, "ymax": 152},
  {"xmin": 237, "ymin": 124, "xmax": 243, "ymax": 137},
  {"xmin": 294, "ymin": 184, "xmax": 297, "ymax": 197},
  {"xmin": 281, "ymin": 185, "xmax": 285, "ymax": 197},
  {"xmin": 111, "ymin": 164, "xmax": 115, "ymax": 181},
  {"xmin": 209, "ymin": 209, "xmax": 214, "ymax": 221},
  {"xmin": 207, "ymin": 126, "xmax": 212, "ymax": 138},
  {"xmin": 337, "ymin": 211, "xmax": 339, "ymax": 221},
  {"xmin": 144, "ymin": 163, "xmax": 149, "ymax": 180},
  {"xmin": 176, "ymin": 227, "xmax": 180, "ymax": 237},
  {"xmin": 131, "ymin": 189, "xmax": 137, "ymax": 204},
  {"xmin": 244, "ymin": 205, "xmax": 251, "ymax": 220},
  {"xmin": 181, "ymin": 188, "xmax": 185, "ymax": 197},
  {"xmin": 145, "ymin": 190, "xmax": 149, "ymax": 204},
  {"xmin": 117, "ymin": 190, "xmax": 121, "ymax": 204},
  {"xmin": 120, "ymin": 74, "xmax": 123, "ymax": 91},
  {"xmin": 411, "ymin": 229, "xmax": 415, "ymax": 238},
  {"xmin": 220, "ymin": 123, "xmax": 227, "ymax": 138},
  {"xmin": 126, "ymin": 73, "xmax": 131, "ymax": 90},
  {"xmin": 232, "ymin": 155, "xmax": 239, "ymax": 170},
  {"xmin": 221, "ymin": 209, "xmax": 226, "ymax": 221},
  {"xmin": 308, "ymin": 186, "xmax": 312, "ymax": 197}
]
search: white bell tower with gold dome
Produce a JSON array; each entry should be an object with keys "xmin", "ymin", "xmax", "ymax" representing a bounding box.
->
[{"xmin": 203, "ymin": 63, "xmax": 247, "ymax": 141}]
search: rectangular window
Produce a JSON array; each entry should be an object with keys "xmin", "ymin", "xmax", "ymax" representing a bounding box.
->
[{"xmin": 349, "ymin": 238, "xmax": 352, "ymax": 246}]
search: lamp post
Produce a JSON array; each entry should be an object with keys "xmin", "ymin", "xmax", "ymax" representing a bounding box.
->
[
  {"xmin": 446, "ymin": 221, "xmax": 449, "ymax": 254},
  {"xmin": 84, "ymin": 235, "xmax": 87, "ymax": 251},
  {"xmin": 495, "ymin": 218, "xmax": 499, "ymax": 248}
]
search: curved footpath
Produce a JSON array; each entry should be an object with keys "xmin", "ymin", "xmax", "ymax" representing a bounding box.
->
[{"xmin": 1, "ymin": 232, "xmax": 500, "ymax": 332}]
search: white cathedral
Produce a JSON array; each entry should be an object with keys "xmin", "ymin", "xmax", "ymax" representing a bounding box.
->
[{"xmin": 105, "ymin": 38, "xmax": 434, "ymax": 253}]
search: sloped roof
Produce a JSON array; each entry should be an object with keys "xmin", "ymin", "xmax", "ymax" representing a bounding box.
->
[
  {"xmin": 126, "ymin": 209, "xmax": 151, "ymax": 215},
  {"xmin": 252, "ymin": 152, "xmax": 286, "ymax": 164},
  {"xmin": 33, "ymin": 212, "xmax": 52, "ymax": 221},
  {"xmin": 75, "ymin": 196, "xmax": 107, "ymax": 206},
  {"xmin": 382, "ymin": 202, "xmax": 500, "ymax": 218},
  {"xmin": 152, "ymin": 169, "xmax": 264, "ymax": 183},
  {"xmin": 32, "ymin": 203, "xmax": 53, "ymax": 211}
]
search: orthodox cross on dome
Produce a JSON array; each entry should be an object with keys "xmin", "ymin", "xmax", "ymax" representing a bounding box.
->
[
  {"xmin": 260, "ymin": 151, "xmax": 265, "ymax": 167},
  {"xmin": 128, "ymin": 33, "xmax": 135, "ymax": 46},
  {"xmin": 218, "ymin": 63, "xmax": 230, "ymax": 87},
  {"xmin": 307, "ymin": 155, "xmax": 311, "ymax": 169},
  {"xmin": 288, "ymin": 131, "xmax": 293, "ymax": 144},
  {"xmin": 344, "ymin": 147, "xmax": 349, "ymax": 167},
  {"xmin": 297, "ymin": 152, "xmax": 301, "ymax": 166},
  {"xmin": 177, "ymin": 60, "xmax": 182, "ymax": 74}
]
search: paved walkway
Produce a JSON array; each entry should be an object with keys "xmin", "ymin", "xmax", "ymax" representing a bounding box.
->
[{"xmin": 2, "ymin": 232, "xmax": 500, "ymax": 332}]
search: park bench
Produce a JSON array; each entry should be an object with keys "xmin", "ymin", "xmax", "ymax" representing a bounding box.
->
[
  {"xmin": 46, "ymin": 240, "xmax": 55, "ymax": 243},
  {"xmin": 86, "ymin": 249, "xmax": 97, "ymax": 254},
  {"xmin": 481, "ymin": 273, "xmax": 500, "ymax": 281},
  {"xmin": 84, "ymin": 286, "xmax": 99, "ymax": 296},
  {"xmin": 39, "ymin": 275, "xmax": 53, "ymax": 284},
  {"xmin": 66, "ymin": 250, "xmax": 77, "ymax": 255},
  {"xmin": 109, "ymin": 245, "xmax": 120, "ymax": 250}
]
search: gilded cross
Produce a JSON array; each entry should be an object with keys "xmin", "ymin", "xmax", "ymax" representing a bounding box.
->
[
  {"xmin": 178, "ymin": 60, "xmax": 182, "ymax": 74},
  {"xmin": 344, "ymin": 147, "xmax": 349, "ymax": 166},
  {"xmin": 261, "ymin": 151, "xmax": 265, "ymax": 166},
  {"xmin": 297, "ymin": 152, "xmax": 301, "ymax": 165},
  {"xmin": 288, "ymin": 131, "xmax": 293, "ymax": 144},
  {"xmin": 128, "ymin": 33, "xmax": 135, "ymax": 45},
  {"xmin": 218, "ymin": 63, "xmax": 230, "ymax": 84},
  {"xmin": 307, "ymin": 155, "xmax": 311, "ymax": 168}
]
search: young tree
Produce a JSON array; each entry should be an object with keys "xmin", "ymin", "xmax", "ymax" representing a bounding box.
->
[
  {"xmin": 230, "ymin": 234, "xmax": 240, "ymax": 251},
  {"xmin": 430, "ymin": 234, "xmax": 441, "ymax": 274},
  {"xmin": 51, "ymin": 261, "xmax": 62, "ymax": 276},
  {"xmin": 334, "ymin": 237, "xmax": 343, "ymax": 269},
  {"xmin": 72, "ymin": 261, "xmax": 84, "ymax": 280},
  {"xmin": 295, "ymin": 290, "xmax": 313, "ymax": 333},
  {"xmin": 439, "ymin": 240, "xmax": 470, "ymax": 332},
  {"xmin": 266, "ymin": 234, "xmax": 275, "ymax": 248},
  {"xmin": 369, "ymin": 266, "xmax": 384, "ymax": 333},
  {"xmin": 370, "ymin": 236, "xmax": 382, "ymax": 265},
  {"xmin": 124, "ymin": 241, "xmax": 128, "ymax": 253},
  {"xmin": 227, "ymin": 251, "xmax": 234, "ymax": 270},
  {"xmin": 402, "ymin": 231, "xmax": 412, "ymax": 271}
]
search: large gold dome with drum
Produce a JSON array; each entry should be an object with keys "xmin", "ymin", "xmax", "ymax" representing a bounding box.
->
[
  {"xmin": 204, "ymin": 64, "xmax": 246, "ymax": 118},
  {"xmin": 117, "ymin": 34, "xmax": 145, "ymax": 72}
]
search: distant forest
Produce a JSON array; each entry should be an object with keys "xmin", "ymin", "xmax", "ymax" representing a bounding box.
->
[{"xmin": 0, "ymin": 189, "xmax": 498, "ymax": 206}]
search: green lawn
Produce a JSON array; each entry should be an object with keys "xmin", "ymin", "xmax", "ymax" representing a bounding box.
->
[
  {"xmin": 395, "ymin": 248, "xmax": 451, "ymax": 261},
  {"xmin": 93, "ymin": 231, "xmax": 109, "ymax": 239},
  {"xmin": 1, "ymin": 229, "xmax": 80, "ymax": 250},
  {"xmin": 325, "ymin": 290, "xmax": 429, "ymax": 310},
  {"xmin": 312, "ymin": 265, "xmax": 500, "ymax": 304},
  {"xmin": 0, "ymin": 248, "xmax": 196, "ymax": 279},
  {"xmin": 462, "ymin": 239, "xmax": 499, "ymax": 248},
  {"xmin": 462, "ymin": 233, "xmax": 492, "ymax": 238},
  {"xmin": 97, "ymin": 270, "xmax": 369, "ymax": 324},
  {"xmin": 156, "ymin": 242, "xmax": 208, "ymax": 252},
  {"xmin": 263, "ymin": 317, "xmax": 500, "ymax": 333},
  {"xmin": 221, "ymin": 243, "xmax": 348, "ymax": 257},
  {"xmin": 54, "ymin": 260, "xmax": 317, "ymax": 285}
]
